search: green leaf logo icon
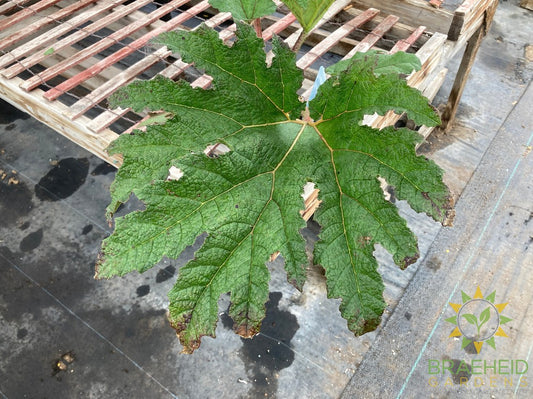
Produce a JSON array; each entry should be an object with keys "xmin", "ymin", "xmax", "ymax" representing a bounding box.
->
[{"xmin": 447, "ymin": 287, "xmax": 511, "ymax": 354}]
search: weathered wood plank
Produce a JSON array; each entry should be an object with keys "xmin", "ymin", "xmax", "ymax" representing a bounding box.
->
[
  {"xmin": 262, "ymin": 12, "xmax": 297, "ymax": 41},
  {"xmin": 20, "ymin": 0, "xmax": 191, "ymax": 92},
  {"xmin": 44, "ymin": 0, "xmax": 211, "ymax": 101},
  {"xmin": 69, "ymin": 47, "xmax": 172, "ymax": 119},
  {"xmin": 390, "ymin": 25, "xmax": 426, "ymax": 54},
  {"xmin": 4, "ymin": 0, "xmax": 153, "ymax": 80},
  {"xmin": 441, "ymin": 25, "xmax": 484, "ymax": 131},
  {"xmin": 346, "ymin": 14, "xmax": 399, "ymax": 56},
  {"xmin": 354, "ymin": 0, "xmax": 452, "ymax": 34},
  {"xmin": 521, "ymin": 0, "xmax": 533, "ymax": 11},
  {"xmin": 297, "ymin": 8, "xmax": 380, "ymax": 70},
  {"xmin": 0, "ymin": 0, "xmax": 97, "ymax": 51},
  {"xmin": 0, "ymin": 0, "xmax": 63, "ymax": 32},
  {"xmin": 0, "ymin": 0, "xmax": 33, "ymax": 16},
  {"xmin": 0, "ymin": 0, "xmax": 125, "ymax": 70}
]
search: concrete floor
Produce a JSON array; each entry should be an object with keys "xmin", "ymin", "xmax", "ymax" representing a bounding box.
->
[{"xmin": 1, "ymin": 1, "xmax": 532, "ymax": 398}]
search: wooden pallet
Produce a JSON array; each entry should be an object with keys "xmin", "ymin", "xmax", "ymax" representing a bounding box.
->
[{"xmin": 0, "ymin": 0, "xmax": 497, "ymax": 169}]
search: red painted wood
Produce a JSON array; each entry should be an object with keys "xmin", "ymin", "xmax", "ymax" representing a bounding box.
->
[
  {"xmin": 6, "ymin": 0, "xmax": 153, "ymax": 80},
  {"xmin": 348, "ymin": 14, "xmax": 400, "ymax": 55},
  {"xmin": 21, "ymin": 0, "xmax": 190, "ymax": 91},
  {"xmin": 0, "ymin": 0, "xmax": 64, "ymax": 32},
  {"xmin": 297, "ymin": 8, "xmax": 380, "ymax": 70},
  {"xmin": 262, "ymin": 13, "xmax": 297, "ymax": 41},
  {"xmin": 390, "ymin": 26, "xmax": 426, "ymax": 54},
  {"xmin": 44, "ymin": 0, "xmax": 211, "ymax": 101},
  {"xmin": 0, "ymin": 0, "xmax": 98, "ymax": 51}
]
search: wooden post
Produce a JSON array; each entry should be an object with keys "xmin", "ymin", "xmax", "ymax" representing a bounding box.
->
[
  {"xmin": 440, "ymin": 2, "xmax": 497, "ymax": 132},
  {"xmin": 440, "ymin": 25, "xmax": 484, "ymax": 132}
]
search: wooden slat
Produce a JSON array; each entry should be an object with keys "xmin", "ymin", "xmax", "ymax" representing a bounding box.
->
[
  {"xmin": 69, "ymin": 47, "xmax": 172, "ymax": 119},
  {"xmin": 4, "ymin": 0, "xmax": 153, "ymax": 80},
  {"xmin": 0, "ymin": 0, "xmax": 125, "ymax": 70},
  {"xmin": 354, "ymin": 0, "xmax": 452, "ymax": 34},
  {"xmin": 296, "ymin": 8, "xmax": 380, "ymax": 70},
  {"xmin": 87, "ymin": 9, "xmax": 235, "ymax": 134},
  {"xmin": 20, "ymin": 0, "xmax": 190, "ymax": 91},
  {"xmin": 345, "ymin": 14, "xmax": 400, "ymax": 57},
  {"xmin": 0, "ymin": 0, "xmax": 98, "ymax": 51},
  {"xmin": 44, "ymin": 0, "xmax": 212, "ymax": 101},
  {"xmin": 86, "ymin": 107, "xmax": 130, "ymax": 133},
  {"xmin": 0, "ymin": 0, "xmax": 63, "ymax": 32},
  {"xmin": 0, "ymin": 0, "xmax": 34, "ymax": 16},
  {"xmin": 262, "ymin": 13, "xmax": 297, "ymax": 41},
  {"xmin": 389, "ymin": 25, "xmax": 426, "ymax": 54}
]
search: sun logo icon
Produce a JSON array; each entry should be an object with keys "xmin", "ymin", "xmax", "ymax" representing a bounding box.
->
[{"xmin": 446, "ymin": 287, "xmax": 512, "ymax": 354}]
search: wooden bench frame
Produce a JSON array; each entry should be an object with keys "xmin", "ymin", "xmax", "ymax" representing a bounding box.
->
[{"xmin": 0, "ymin": 0, "xmax": 498, "ymax": 168}]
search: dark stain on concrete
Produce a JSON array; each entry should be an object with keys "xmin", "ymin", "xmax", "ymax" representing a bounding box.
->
[
  {"xmin": 91, "ymin": 162, "xmax": 116, "ymax": 176},
  {"xmin": 17, "ymin": 328, "xmax": 28, "ymax": 339},
  {"xmin": 426, "ymin": 256, "xmax": 441, "ymax": 271},
  {"xmin": 0, "ymin": 99, "xmax": 30, "ymax": 124},
  {"xmin": 222, "ymin": 292, "xmax": 299, "ymax": 398},
  {"xmin": 35, "ymin": 158, "xmax": 89, "ymax": 201},
  {"xmin": 463, "ymin": 340, "xmax": 478, "ymax": 355},
  {"xmin": 19, "ymin": 221, "xmax": 31, "ymax": 230},
  {"xmin": 136, "ymin": 285, "xmax": 150, "ymax": 297},
  {"xmin": 404, "ymin": 312, "xmax": 412, "ymax": 321},
  {"xmin": 19, "ymin": 228, "xmax": 43, "ymax": 252},
  {"xmin": 0, "ymin": 212, "xmax": 179, "ymax": 398},
  {"xmin": 81, "ymin": 224, "xmax": 93, "ymax": 235},
  {"xmin": 447, "ymin": 358, "xmax": 473, "ymax": 384},
  {"xmin": 155, "ymin": 265, "xmax": 176, "ymax": 283},
  {"xmin": 0, "ymin": 172, "xmax": 33, "ymax": 227}
]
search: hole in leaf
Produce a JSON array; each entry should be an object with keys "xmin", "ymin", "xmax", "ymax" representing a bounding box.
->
[
  {"xmin": 300, "ymin": 182, "xmax": 321, "ymax": 221},
  {"xmin": 204, "ymin": 143, "xmax": 230, "ymax": 158},
  {"xmin": 167, "ymin": 166, "xmax": 184, "ymax": 181},
  {"xmin": 269, "ymin": 251, "xmax": 280, "ymax": 262},
  {"xmin": 378, "ymin": 177, "xmax": 395, "ymax": 202}
]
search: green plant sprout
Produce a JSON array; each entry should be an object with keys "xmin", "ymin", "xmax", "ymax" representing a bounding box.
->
[{"xmin": 462, "ymin": 307, "xmax": 491, "ymax": 337}]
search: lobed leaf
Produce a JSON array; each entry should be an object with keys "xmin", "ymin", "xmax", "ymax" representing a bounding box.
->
[
  {"xmin": 283, "ymin": 0, "xmax": 335, "ymax": 32},
  {"xmin": 98, "ymin": 23, "xmax": 453, "ymax": 353},
  {"xmin": 209, "ymin": 0, "xmax": 276, "ymax": 21}
]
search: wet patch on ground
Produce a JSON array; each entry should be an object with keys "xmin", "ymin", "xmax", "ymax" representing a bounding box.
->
[
  {"xmin": 91, "ymin": 162, "xmax": 116, "ymax": 176},
  {"xmin": 35, "ymin": 158, "xmax": 89, "ymax": 201},
  {"xmin": 0, "ymin": 99, "xmax": 30, "ymax": 124},
  {"xmin": 0, "ymin": 169, "xmax": 33, "ymax": 227},
  {"xmin": 81, "ymin": 224, "xmax": 93, "ymax": 235},
  {"xmin": 222, "ymin": 292, "xmax": 299, "ymax": 398},
  {"xmin": 19, "ymin": 228, "xmax": 43, "ymax": 252},
  {"xmin": 442, "ymin": 356, "xmax": 473, "ymax": 384}
]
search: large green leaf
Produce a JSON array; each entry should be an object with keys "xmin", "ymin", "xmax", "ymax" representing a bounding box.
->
[
  {"xmin": 97, "ymin": 23, "xmax": 453, "ymax": 353},
  {"xmin": 283, "ymin": 0, "xmax": 335, "ymax": 32},
  {"xmin": 209, "ymin": 0, "xmax": 276, "ymax": 21}
]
